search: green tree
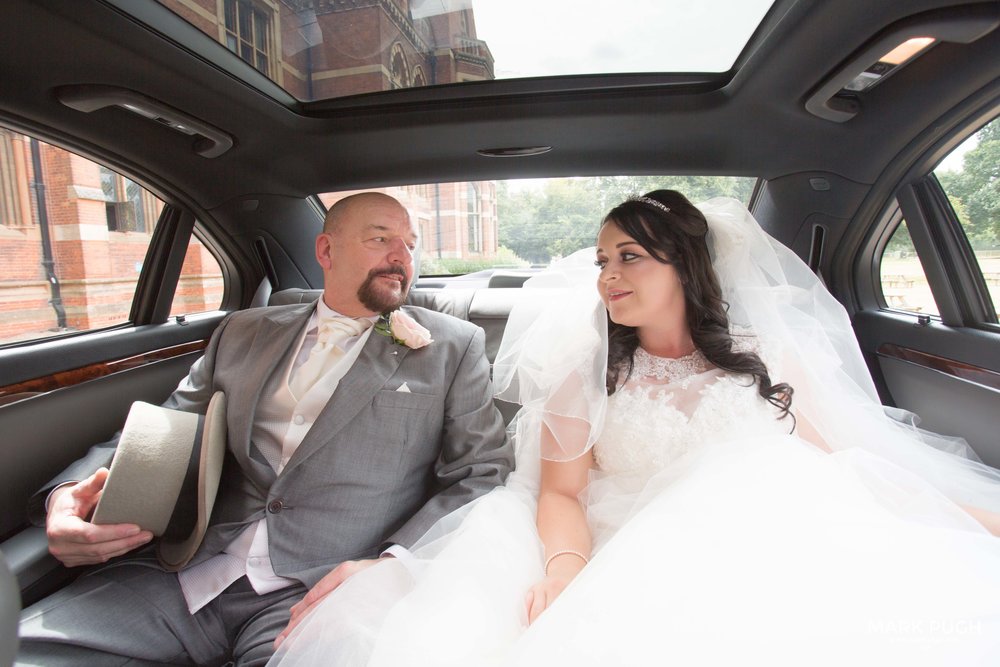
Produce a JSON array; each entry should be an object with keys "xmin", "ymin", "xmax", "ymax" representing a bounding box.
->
[
  {"xmin": 497, "ymin": 179, "xmax": 603, "ymax": 264},
  {"xmin": 497, "ymin": 176, "xmax": 758, "ymax": 266},
  {"xmin": 936, "ymin": 119, "xmax": 1000, "ymax": 247},
  {"xmin": 595, "ymin": 176, "xmax": 757, "ymax": 212}
]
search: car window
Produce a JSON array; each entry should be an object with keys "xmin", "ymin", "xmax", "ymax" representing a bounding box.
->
[
  {"xmin": 878, "ymin": 218, "xmax": 940, "ymax": 316},
  {"xmin": 156, "ymin": 0, "xmax": 775, "ymax": 102},
  {"xmin": 168, "ymin": 234, "xmax": 225, "ymax": 319},
  {"xmin": 0, "ymin": 127, "xmax": 223, "ymax": 345},
  {"xmin": 934, "ymin": 117, "xmax": 999, "ymax": 317},
  {"xmin": 320, "ymin": 176, "xmax": 757, "ymax": 275}
]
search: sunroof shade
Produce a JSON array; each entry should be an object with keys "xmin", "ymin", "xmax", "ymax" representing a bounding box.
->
[{"xmin": 151, "ymin": 0, "xmax": 775, "ymax": 102}]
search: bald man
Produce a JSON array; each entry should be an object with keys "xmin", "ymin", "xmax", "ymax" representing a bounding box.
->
[{"xmin": 19, "ymin": 192, "xmax": 513, "ymax": 666}]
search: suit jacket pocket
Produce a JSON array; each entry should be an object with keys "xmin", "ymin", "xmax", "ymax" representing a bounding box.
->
[{"xmin": 372, "ymin": 390, "xmax": 438, "ymax": 410}]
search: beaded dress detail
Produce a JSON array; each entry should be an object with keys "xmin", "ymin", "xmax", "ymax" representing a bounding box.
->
[{"xmin": 593, "ymin": 345, "xmax": 787, "ymax": 477}]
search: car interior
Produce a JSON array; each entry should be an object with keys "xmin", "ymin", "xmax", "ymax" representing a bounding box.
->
[{"xmin": 1, "ymin": 0, "xmax": 998, "ymax": 656}]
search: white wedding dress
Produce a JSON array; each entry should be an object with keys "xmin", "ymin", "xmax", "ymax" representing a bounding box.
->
[{"xmin": 270, "ymin": 343, "xmax": 1000, "ymax": 667}]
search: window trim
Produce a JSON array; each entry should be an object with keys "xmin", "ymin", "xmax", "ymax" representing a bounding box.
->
[
  {"xmin": 0, "ymin": 119, "xmax": 233, "ymax": 349},
  {"xmin": 871, "ymin": 207, "xmax": 938, "ymax": 317},
  {"xmin": 895, "ymin": 179, "xmax": 997, "ymax": 327},
  {"xmin": 131, "ymin": 206, "xmax": 197, "ymax": 324}
]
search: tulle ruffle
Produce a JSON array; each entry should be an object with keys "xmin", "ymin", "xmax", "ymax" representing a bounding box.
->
[{"xmin": 271, "ymin": 434, "xmax": 1000, "ymax": 666}]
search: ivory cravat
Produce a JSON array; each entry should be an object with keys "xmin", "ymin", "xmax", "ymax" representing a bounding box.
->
[{"xmin": 289, "ymin": 316, "xmax": 370, "ymax": 399}]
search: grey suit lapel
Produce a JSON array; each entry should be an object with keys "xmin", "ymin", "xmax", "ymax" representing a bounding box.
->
[
  {"xmin": 230, "ymin": 305, "xmax": 313, "ymax": 484},
  {"xmin": 282, "ymin": 325, "xmax": 410, "ymax": 475}
]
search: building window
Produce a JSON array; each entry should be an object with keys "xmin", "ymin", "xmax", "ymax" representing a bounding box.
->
[
  {"xmin": 224, "ymin": 0, "xmax": 273, "ymax": 76},
  {"xmin": 101, "ymin": 167, "xmax": 152, "ymax": 233},
  {"xmin": 412, "ymin": 66, "xmax": 426, "ymax": 88},
  {"xmin": 0, "ymin": 129, "xmax": 25, "ymax": 227},
  {"xmin": 389, "ymin": 43, "xmax": 409, "ymax": 89},
  {"xmin": 467, "ymin": 182, "xmax": 482, "ymax": 253}
]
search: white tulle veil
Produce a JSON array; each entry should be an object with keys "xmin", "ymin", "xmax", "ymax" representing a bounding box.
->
[{"xmin": 493, "ymin": 197, "xmax": 1000, "ymax": 514}]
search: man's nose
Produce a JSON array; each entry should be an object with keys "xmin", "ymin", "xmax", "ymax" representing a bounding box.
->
[{"xmin": 387, "ymin": 238, "xmax": 413, "ymax": 265}]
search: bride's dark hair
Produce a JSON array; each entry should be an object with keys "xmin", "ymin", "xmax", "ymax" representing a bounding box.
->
[{"xmin": 602, "ymin": 189, "xmax": 793, "ymax": 418}]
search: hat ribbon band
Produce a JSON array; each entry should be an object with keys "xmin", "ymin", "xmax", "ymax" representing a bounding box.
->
[{"xmin": 162, "ymin": 413, "xmax": 205, "ymax": 542}]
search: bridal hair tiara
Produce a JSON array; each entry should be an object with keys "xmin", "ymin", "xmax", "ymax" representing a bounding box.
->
[{"xmin": 630, "ymin": 196, "xmax": 671, "ymax": 214}]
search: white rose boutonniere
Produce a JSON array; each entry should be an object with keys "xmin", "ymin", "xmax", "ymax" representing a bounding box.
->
[{"xmin": 375, "ymin": 310, "xmax": 433, "ymax": 349}]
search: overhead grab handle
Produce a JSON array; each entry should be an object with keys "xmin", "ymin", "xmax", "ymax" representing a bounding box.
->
[
  {"xmin": 56, "ymin": 85, "xmax": 234, "ymax": 158},
  {"xmin": 805, "ymin": 5, "xmax": 999, "ymax": 123}
]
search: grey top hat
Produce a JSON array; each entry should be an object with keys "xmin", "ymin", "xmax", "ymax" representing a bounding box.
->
[{"xmin": 92, "ymin": 391, "xmax": 227, "ymax": 571}]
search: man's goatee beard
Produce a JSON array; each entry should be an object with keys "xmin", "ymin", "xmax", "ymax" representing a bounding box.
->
[{"xmin": 358, "ymin": 267, "xmax": 409, "ymax": 312}]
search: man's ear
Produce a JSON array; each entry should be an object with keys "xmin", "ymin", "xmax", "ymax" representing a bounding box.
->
[{"xmin": 316, "ymin": 233, "xmax": 334, "ymax": 270}]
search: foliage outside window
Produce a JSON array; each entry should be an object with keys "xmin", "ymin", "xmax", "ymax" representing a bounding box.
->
[{"xmin": 935, "ymin": 118, "xmax": 1000, "ymax": 316}]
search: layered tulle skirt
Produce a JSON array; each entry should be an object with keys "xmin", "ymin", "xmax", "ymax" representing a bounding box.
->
[{"xmin": 270, "ymin": 434, "xmax": 1000, "ymax": 666}]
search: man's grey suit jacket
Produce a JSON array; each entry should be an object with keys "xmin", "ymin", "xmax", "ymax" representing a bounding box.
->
[{"xmin": 34, "ymin": 302, "xmax": 513, "ymax": 588}]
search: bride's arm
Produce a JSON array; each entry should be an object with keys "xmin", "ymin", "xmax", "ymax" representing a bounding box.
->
[
  {"xmin": 794, "ymin": 411, "xmax": 833, "ymax": 453},
  {"xmin": 958, "ymin": 504, "xmax": 1000, "ymax": 536},
  {"xmin": 527, "ymin": 422, "xmax": 594, "ymax": 625}
]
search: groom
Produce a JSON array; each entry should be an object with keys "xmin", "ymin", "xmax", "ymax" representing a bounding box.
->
[{"xmin": 18, "ymin": 192, "xmax": 513, "ymax": 666}]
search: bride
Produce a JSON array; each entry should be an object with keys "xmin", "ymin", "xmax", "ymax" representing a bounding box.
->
[{"xmin": 270, "ymin": 191, "xmax": 1000, "ymax": 665}]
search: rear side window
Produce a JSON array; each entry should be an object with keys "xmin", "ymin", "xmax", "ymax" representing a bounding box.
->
[
  {"xmin": 320, "ymin": 176, "xmax": 757, "ymax": 275},
  {"xmin": 876, "ymin": 117, "xmax": 998, "ymax": 321},
  {"xmin": 935, "ymin": 118, "xmax": 999, "ymax": 316},
  {"xmin": 0, "ymin": 127, "xmax": 223, "ymax": 345},
  {"xmin": 878, "ymin": 219, "xmax": 940, "ymax": 316}
]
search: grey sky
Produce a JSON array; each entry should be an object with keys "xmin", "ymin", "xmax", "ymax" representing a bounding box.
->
[{"xmin": 470, "ymin": 0, "xmax": 776, "ymax": 78}]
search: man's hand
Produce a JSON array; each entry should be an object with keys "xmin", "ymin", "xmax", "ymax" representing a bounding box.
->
[
  {"xmin": 274, "ymin": 558, "xmax": 385, "ymax": 649},
  {"xmin": 525, "ymin": 574, "xmax": 572, "ymax": 625},
  {"xmin": 46, "ymin": 468, "xmax": 153, "ymax": 567}
]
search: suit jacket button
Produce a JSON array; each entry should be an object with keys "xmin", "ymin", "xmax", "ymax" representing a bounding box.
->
[{"xmin": 267, "ymin": 499, "xmax": 284, "ymax": 514}]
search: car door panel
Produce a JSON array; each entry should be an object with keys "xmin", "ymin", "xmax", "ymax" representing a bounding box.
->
[
  {"xmin": 877, "ymin": 341, "xmax": 1000, "ymax": 467},
  {"xmin": 852, "ymin": 176, "xmax": 1000, "ymax": 468},
  {"xmin": 0, "ymin": 314, "xmax": 223, "ymax": 602}
]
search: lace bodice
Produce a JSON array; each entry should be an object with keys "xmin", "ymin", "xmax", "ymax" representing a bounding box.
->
[{"xmin": 593, "ymin": 346, "xmax": 788, "ymax": 477}]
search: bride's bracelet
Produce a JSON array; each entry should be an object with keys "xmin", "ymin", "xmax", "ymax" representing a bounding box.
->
[{"xmin": 544, "ymin": 549, "xmax": 589, "ymax": 575}]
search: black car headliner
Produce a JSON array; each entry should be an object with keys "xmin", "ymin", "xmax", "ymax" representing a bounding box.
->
[{"xmin": 1, "ymin": 0, "xmax": 998, "ymax": 215}]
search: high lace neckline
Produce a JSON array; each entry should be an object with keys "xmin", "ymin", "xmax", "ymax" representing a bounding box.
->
[{"xmin": 632, "ymin": 346, "xmax": 712, "ymax": 382}]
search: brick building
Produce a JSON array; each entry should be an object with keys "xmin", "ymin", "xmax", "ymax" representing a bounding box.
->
[
  {"xmin": 0, "ymin": 131, "xmax": 222, "ymax": 343},
  {"xmin": 0, "ymin": 0, "xmax": 498, "ymax": 343},
  {"xmin": 166, "ymin": 0, "xmax": 500, "ymax": 260}
]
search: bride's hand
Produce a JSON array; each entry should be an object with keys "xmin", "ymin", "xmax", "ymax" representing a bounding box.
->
[
  {"xmin": 525, "ymin": 575, "xmax": 572, "ymax": 625},
  {"xmin": 274, "ymin": 557, "xmax": 383, "ymax": 649}
]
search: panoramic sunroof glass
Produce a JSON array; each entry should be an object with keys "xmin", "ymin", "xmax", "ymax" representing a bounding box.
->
[{"xmin": 151, "ymin": 0, "xmax": 774, "ymax": 102}]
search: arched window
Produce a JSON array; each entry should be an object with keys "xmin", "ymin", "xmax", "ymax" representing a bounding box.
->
[
  {"xmin": 390, "ymin": 43, "xmax": 409, "ymax": 89},
  {"xmin": 412, "ymin": 66, "xmax": 426, "ymax": 88}
]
